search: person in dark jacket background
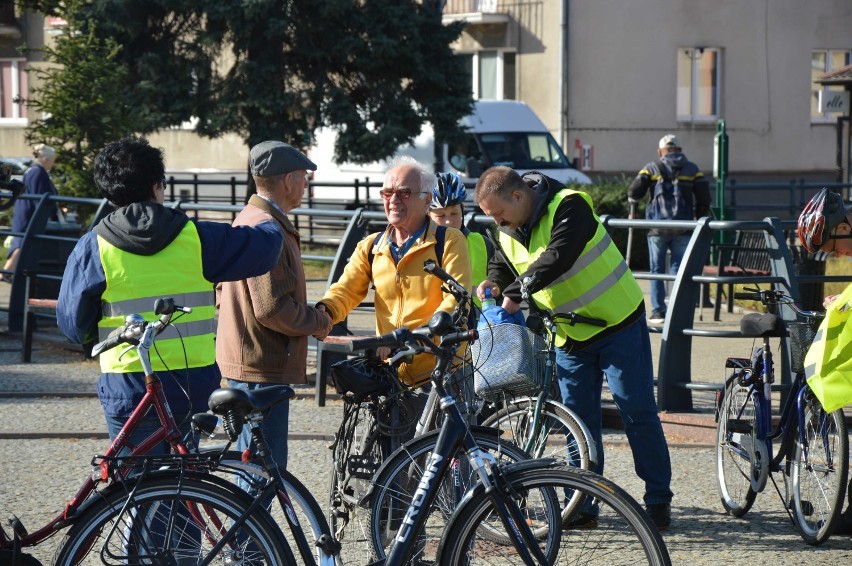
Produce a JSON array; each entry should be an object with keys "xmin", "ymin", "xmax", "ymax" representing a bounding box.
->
[
  {"xmin": 57, "ymin": 137, "xmax": 283, "ymax": 452},
  {"xmin": 627, "ymin": 134, "xmax": 711, "ymax": 324},
  {"xmin": 3, "ymin": 144, "xmax": 58, "ymax": 281}
]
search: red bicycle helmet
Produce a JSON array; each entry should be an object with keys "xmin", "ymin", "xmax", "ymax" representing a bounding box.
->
[{"xmin": 797, "ymin": 188, "xmax": 850, "ymax": 253}]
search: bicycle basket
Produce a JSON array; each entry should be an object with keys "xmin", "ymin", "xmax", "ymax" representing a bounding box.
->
[
  {"xmin": 471, "ymin": 323, "xmax": 546, "ymax": 401},
  {"xmin": 330, "ymin": 357, "xmax": 396, "ymax": 397},
  {"xmin": 788, "ymin": 320, "xmax": 821, "ymax": 374}
]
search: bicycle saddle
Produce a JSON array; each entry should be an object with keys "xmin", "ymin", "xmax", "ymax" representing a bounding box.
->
[
  {"xmin": 207, "ymin": 384, "xmax": 295, "ymax": 417},
  {"xmin": 739, "ymin": 313, "xmax": 786, "ymax": 338}
]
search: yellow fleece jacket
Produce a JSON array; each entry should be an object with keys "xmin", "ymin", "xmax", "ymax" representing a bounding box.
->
[{"xmin": 320, "ymin": 220, "xmax": 471, "ymax": 385}]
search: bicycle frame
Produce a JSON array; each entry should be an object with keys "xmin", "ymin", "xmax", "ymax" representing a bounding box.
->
[{"xmin": 382, "ymin": 343, "xmax": 544, "ymax": 566}]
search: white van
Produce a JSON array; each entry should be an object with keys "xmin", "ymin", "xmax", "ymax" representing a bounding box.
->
[{"xmin": 307, "ymin": 100, "xmax": 591, "ymax": 204}]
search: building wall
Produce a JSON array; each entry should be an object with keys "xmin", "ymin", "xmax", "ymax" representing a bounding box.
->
[{"xmin": 565, "ymin": 0, "xmax": 852, "ymax": 176}]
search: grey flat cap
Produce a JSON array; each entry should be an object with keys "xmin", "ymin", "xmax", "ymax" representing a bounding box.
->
[{"xmin": 250, "ymin": 141, "xmax": 317, "ymax": 176}]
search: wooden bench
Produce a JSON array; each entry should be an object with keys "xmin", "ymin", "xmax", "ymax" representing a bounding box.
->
[
  {"xmin": 21, "ymin": 272, "xmax": 64, "ymax": 362},
  {"xmin": 702, "ymin": 231, "xmax": 771, "ymax": 321}
]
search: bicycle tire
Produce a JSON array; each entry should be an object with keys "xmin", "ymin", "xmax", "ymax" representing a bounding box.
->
[
  {"xmin": 329, "ymin": 401, "xmax": 395, "ymax": 565},
  {"xmin": 367, "ymin": 426, "xmax": 531, "ymax": 562},
  {"xmin": 481, "ymin": 398, "xmax": 595, "ymax": 518},
  {"xmin": 437, "ymin": 464, "xmax": 671, "ymax": 566},
  {"xmin": 210, "ymin": 450, "xmax": 334, "ymax": 563},
  {"xmin": 716, "ymin": 380, "xmax": 760, "ymax": 516},
  {"xmin": 53, "ymin": 476, "xmax": 289, "ymax": 566},
  {"xmin": 791, "ymin": 390, "xmax": 849, "ymax": 545}
]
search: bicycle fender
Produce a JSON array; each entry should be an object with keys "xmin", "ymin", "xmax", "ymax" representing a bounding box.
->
[{"xmin": 64, "ymin": 469, "xmax": 255, "ymax": 522}]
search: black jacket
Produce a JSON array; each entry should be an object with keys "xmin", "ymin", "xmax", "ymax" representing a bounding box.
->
[
  {"xmin": 487, "ymin": 173, "xmax": 643, "ymax": 350},
  {"xmin": 627, "ymin": 152, "xmax": 711, "ymax": 235}
]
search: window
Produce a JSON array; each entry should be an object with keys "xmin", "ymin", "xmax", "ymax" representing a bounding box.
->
[
  {"xmin": 812, "ymin": 49, "xmax": 851, "ymax": 122},
  {"xmin": 677, "ymin": 47, "xmax": 720, "ymax": 122},
  {"xmin": 458, "ymin": 50, "xmax": 516, "ymax": 100},
  {"xmin": 0, "ymin": 59, "xmax": 27, "ymax": 124}
]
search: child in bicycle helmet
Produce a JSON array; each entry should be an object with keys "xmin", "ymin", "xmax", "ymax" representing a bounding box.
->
[
  {"xmin": 797, "ymin": 188, "xmax": 852, "ymax": 256},
  {"xmin": 429, "ymin": 172, "xmax": 494, "ymax": 309}
]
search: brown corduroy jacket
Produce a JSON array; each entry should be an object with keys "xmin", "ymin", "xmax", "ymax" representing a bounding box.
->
[{"xmin": 216, "ymin": 195, "xmax": 332, "ymax": 384}]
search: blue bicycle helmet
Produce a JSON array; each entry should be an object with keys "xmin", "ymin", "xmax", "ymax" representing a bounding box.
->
[{"xmin": 431, "ymin": 172, "xmax": 467, "ymax": 209}]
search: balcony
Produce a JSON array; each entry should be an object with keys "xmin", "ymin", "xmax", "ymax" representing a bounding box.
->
[{"xmin": 443, "ymin": 0, "xmax": 509, "ymax": 25}]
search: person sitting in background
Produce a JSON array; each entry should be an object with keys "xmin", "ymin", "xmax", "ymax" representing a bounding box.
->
[{"xmin": 3, "ymin": 144, "xmax": 58, "ymax": 282}]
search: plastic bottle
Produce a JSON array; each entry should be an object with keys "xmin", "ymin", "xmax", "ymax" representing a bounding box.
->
[{"xmin": 481, "ymin": 287, "xmax": 496, "ymax": 310}]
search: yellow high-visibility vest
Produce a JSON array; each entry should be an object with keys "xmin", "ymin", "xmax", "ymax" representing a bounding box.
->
[{"xmin": 97, "ymin": 222, "xmax": 215, "ymax": 373}]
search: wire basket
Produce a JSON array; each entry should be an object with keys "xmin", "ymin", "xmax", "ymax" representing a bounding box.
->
[
  {"xmin": 788, "ymin": 320, "xmax": 821, "ymax": 374},
  {"xmin": 471, "ymin": 323, "xmax": 547, "ymax": 401}
]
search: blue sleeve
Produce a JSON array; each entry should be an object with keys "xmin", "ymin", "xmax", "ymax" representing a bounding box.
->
[
  {"xmin": 56, "ymin": 233, "xmax": 106, "ymax": 345},
  {"xmin": 195, "ymin": 220, "xmax": 284, "ymax": 283}
]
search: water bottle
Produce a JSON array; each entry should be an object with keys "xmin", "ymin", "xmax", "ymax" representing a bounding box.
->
[{"xmin": 481, "ymin": 288, "xmax": 496, "ymax": 310}]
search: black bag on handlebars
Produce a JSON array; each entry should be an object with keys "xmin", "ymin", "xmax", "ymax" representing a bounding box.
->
[{"xmin": 330, "ymin": 357, "xmax": 397, "ymax": 396}]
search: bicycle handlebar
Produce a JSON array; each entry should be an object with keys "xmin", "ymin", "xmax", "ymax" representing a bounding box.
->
[
  {"xmin": 90, "ymin": 298, "xmax": 192, "ymax": 357},
  {"xmin": 348, "ymin": 326, "xmax": 478, "ymax": 356},
  {"xmin": 519, "ymin": 271, "xmax": 607, "ymax": 328},
  {"xmin": 734, "ymin": 287, "xmax": 824, "ymax": 319}
]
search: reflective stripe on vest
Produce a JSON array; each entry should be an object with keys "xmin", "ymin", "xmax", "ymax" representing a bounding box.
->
[
  {"xmin": 467, "ymin": 231, "xmax": 488, "ymax": 309},
  {"xmin": 97, "ymin": 222, "xmax": 215, "ymax": 373},
  {"xmin": 499, "ymin": 188, "xmax": 643, "ymax": 345}
]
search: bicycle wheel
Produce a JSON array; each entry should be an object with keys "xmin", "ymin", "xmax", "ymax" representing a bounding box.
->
[
  {"xmin": 329, "ymin": 401, "xmax": 393, "ymax": 565},
  {"xmin": 210, "ymin": 451, "xmax": 335, "ymax": 563},
  {"xmin": 716, "ymin": 381, "xmax": 760, "ymax": 516},
  {"xmin": 367, "ymin": 426, "xmax": 531, "ymax": 562},
  {"xmin": 438, "ymin": 464, "xmax": 671, "ymax": 566},
  {"xmin": 53, "ymin": 476, "xmax": 289, "ymax": 566},
  {"xmin": 791, "ymin": 389, "xmax": 849, "ymax": 545},
  {"xmin": 481, "ymin": 398, "xmax": 594, "ymax": 518}
]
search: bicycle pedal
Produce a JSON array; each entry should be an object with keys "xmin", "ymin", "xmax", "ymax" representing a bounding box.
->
[
  {"xmin": 347, "ymin": 454, "xmax": 380, "ymax": 479},
  {"xmin": 727, "ymin": 419, "xmax": 753, "ymax": 434},
  {"xmin": 7, "ymin": 514, "xmax": 28, "ymax": 539},
  {"xmin": 726, "ymin": 357, "xmax": 752, "ymax": 369}
]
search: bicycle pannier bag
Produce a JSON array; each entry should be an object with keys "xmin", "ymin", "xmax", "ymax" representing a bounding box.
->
[{"xmin": 804, "ymin": 285, "xmax": 852, "ymax": 413}]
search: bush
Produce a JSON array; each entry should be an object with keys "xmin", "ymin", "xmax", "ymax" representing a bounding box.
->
[{"xmin": 569, "ymin": 176, "xmax": 649, "ymax": 270}]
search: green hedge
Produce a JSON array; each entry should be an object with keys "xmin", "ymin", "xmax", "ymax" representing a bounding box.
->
[{"xmin": 568, "ymin": 176, "xmax": 649, "ymax": 270}]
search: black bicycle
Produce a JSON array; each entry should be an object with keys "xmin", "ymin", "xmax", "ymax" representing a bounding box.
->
[{"xmin": 347, "ymin": 261, "xmax": 671, "ymax": 565}]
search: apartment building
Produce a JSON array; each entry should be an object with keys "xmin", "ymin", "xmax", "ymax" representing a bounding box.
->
[{"xmin": 2, "ymin": 0, "xmax": 850, "ymax": 181}]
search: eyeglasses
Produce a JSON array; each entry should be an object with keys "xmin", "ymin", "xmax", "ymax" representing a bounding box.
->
[
  {"xmin": 379, "ymin": 188, "xmax": 426, "ymax": 200},
  {"xmin": 159, "ymin": 177, "xmax": 167, "ymax": 189}
]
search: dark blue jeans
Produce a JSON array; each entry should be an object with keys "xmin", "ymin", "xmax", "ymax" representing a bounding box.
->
[
  {"xmin": 647, "ymin": 233, "xmax": 690, "ymax": 314},
  {"xmin": 555, "ymin": 317, "xmax": 673, "ymax": 507}
]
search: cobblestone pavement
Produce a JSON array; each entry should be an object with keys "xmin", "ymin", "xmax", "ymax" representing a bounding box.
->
[{"xmin": 1, "ymin": 335, "xmax": 852, "ymax": 565}]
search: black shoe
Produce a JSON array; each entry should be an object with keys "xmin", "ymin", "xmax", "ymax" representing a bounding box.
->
[
  {"xmin": 648, "ymin": 311, "xmax": 665, "ymax": 324},
  {"xmin": 835, "ymin": 512, "xmax": 852, "ymax": 536},
  {"xmin": 645, "ymin": 503, "xmax": 671, "ymax": 531},
  {"xmin": 562, "ymin": 511, "xmax": 598, "ymax": 529}
]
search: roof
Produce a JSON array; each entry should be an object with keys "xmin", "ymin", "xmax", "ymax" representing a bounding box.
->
[{"xmin": 816, "ymin": 64, "xmax": 852, "ymax": 86}]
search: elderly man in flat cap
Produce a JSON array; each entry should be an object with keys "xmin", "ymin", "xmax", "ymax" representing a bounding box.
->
[{"xmin": 217, "ymin": 141, "xmax": 333, "ymax": 471}]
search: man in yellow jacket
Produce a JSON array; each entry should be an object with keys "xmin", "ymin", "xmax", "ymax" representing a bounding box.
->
[{"xmin": 318, "ymin": 157, "xmax": 471, "ymax": 412}]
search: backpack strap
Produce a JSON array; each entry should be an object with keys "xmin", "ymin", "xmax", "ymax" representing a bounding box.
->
[{"xmin": 367, "ymin": 224, "xmax": 446, "ymax": 268}]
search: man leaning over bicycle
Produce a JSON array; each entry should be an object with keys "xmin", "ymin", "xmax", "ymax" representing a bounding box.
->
[
  {"xmin": 797, "ymin": 187, "xmax": 852, "ymax": 536},
  {"xmin": 316, "ymin": 156, "xmax": 473, "ymax": 433}
]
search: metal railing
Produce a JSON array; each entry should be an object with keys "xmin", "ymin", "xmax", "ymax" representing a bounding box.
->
[{"xmin": 5, "ymin": 194, "xmax": 852, "ymax": 412}]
